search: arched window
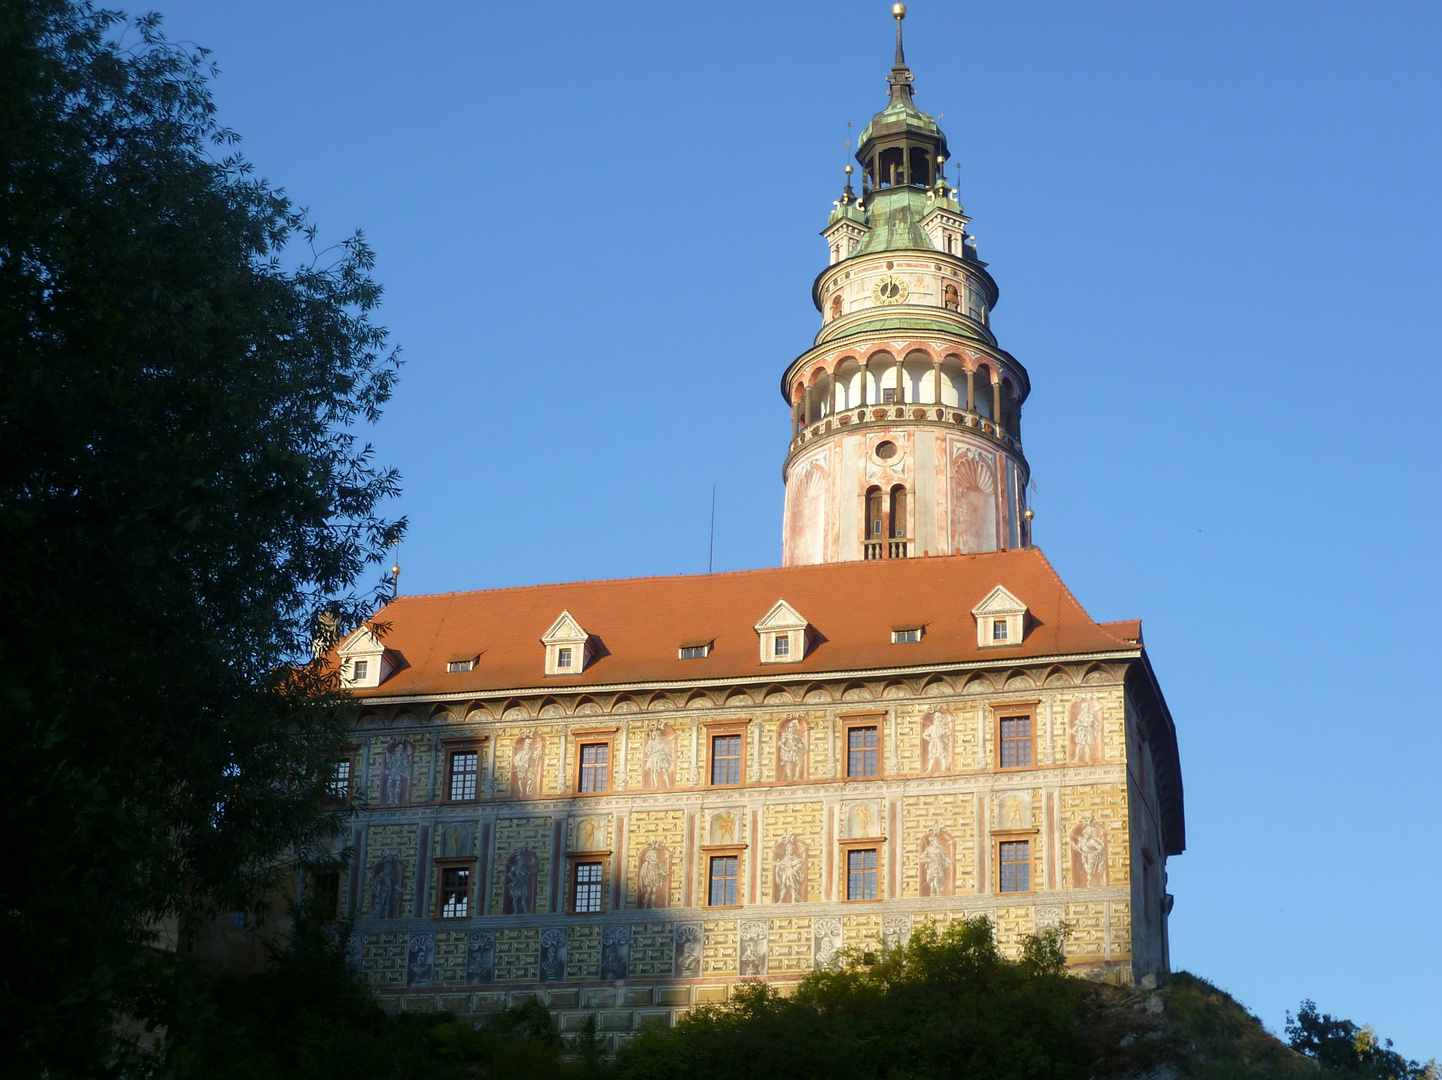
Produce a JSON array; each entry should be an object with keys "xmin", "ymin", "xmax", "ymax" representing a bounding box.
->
[
  {"xmin": 974, "ymin": 365, "xmax": 994, "ymax": 419},
  {"xmin": 889, "ymin": 486, "xmax": 908, "ymax": 538},
  {"xmin": 866, "ymin": 487, "xmax": 884, "ymax": 539}
]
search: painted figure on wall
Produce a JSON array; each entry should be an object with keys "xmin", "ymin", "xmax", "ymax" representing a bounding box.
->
[
  {"xmin": 439, "ymin": 822, "xmax": 474, "ymax": 859},
  {"xmin": 510, "ymin": 733, "xmax": 545, "ymax": 797},
  {"xmin": 573, "ymin": 816, "xmax": 606, "ymax": 851},
  {"xmin": 710, "ymin": 811, "xmax": 738, "ymax": 845},
  {"xmin": 600, "ymin": 926, "xmax": 630, "ymax": 981},
  {"xmin": 739, "ymin": 921, "xmax": 769, "ymax": 977},
  {"xmin": 999, "ymin": 792, "xmax": 1032, "ymax": 830},
  {"xmin": 785, "ymin": 451, "xmax": 830, "ymax": 566},
  {"xmin": 920, "ymin": 708, "xmax": 954, "ymax": 774},
  {"xmin": 674, "ymin": 924, "xmax": 703, "ymax": 977},
  {"xmin": 772, "ymin": 834, "xmax": 809, "ymax": 903},
  {"xmin": 1069, "ymin": 817, "xmax": 1108, "ymax": 888},
  {"xmin": 380, "ymin": 739, "xmax": 414, "ymax": 805},
  {"xmin": 918, "ymin": 828, "xmax": 956, "ymax": 897},
  {"xmin": 776, "ymin": 717, "xmax": 808, "ymax": 782},
  {"xmin": 538, "ymin": 928, "xmax": 567, "ymax": 983},
  {"xmin": 642, "ymin": 724, "xmax": 678, "ymax": 789},
  {"xmin": 813, "ymin": 917, "xmax": 843, "ymax": 971},
  {"xmin": 502, "ymin": 848, "xmax": 540, "ymax": 914},
  {"xmin": 636, "ymin": 842, "xmax": 672, "ymax": 909},
  {"xmin": 406, "ymin": 932, "xmax": 435, "ymax": 987},
  {"xmin": 369, "ymin": 854, "xmax": 404, "ymax": 918},
  {"xmin": 466, "ymin": 930, "xmax": 495, "ymax": 984},
  {"xmin": 1070, "ymin": 696, "xmax": 1104, "ymax": 764},
  {"xmin": 847, "ymin": 801, "xmax": 878, "ymax": 838},
  {"xmin": 949, "ymin": 444, "xmax": 997, "ymax": 554}
]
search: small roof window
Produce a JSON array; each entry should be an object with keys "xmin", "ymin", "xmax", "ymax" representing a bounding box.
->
[
  {"xmin": 891, "ymin": 626, "xmax": 922, "ymax": 644},
  {"xmin": 679, "ymin": 639, "xmax": 713, "ymax": 660}
]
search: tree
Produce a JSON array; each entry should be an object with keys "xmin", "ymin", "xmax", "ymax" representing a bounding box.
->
[
  {"xmin": 0, "ymin": 1, "xmax": 403, "ymax": 1073},
  {"xmin": 1287, "ymin": 1000, "xmax": 1438, "ymax": 1080}
]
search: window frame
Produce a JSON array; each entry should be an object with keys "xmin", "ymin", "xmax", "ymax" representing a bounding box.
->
[
  {"xmin": 841, "ymin": 713, "xmax": 886, "ymax": 780},
  {"xmin": 891, "ymin": 626, "xmax": 922, "ymax": 644},
  {"xmin": 703, "ymin": 720, "xmax": 751, "ymax": 788},
  {"xmin": 568, "ymin": 727, "xmax": 617, "ymax": 796},
  {"xmin": 434, "ymin": 859, "xmax": 476, "ymax": 918},
  {"xmin": 323, "ymin": 747, "xmax": 359, "ymax": 808},
  {"xmin": 678, "ymin": 640, "xmax": 713, "ymax": 660},
  {"xmin": 441, "ymin": 737, "xmax": 486, "ymax": 803},
  {"xmin": 570, "ymin": 859, "xmax": 605, "ymax": 913},
  {"xmin": 352, "ymin": 658, "xmax": 369, "ymax": 681},
  {"xmin": 838, "ymin": 836, "xmax": 886, "ymax": 902},
  {"xmin": 701, "ymin": 844, "xmax": 746, "ymax": 908},
  {"xmin": 309, "ymin": 869, "xmax": 343, "ymax": 920},
  {"xmin": 994, "ymin": 835, "xmax": 1036, "ymax": 895},
  {"xmin": 992, "ymin": 702, "xmax": 1039, "ymax": 771}
]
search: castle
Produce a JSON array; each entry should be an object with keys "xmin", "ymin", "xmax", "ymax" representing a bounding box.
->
[{"xmin": 321, "ymin": 8, "xmax": 1184, "ymax": 1043}]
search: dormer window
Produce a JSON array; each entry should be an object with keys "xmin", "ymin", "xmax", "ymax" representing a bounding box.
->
[
  {"xmin": 353, "ymin": 659, "xmax": 369, "ymax": 680},
  {"xmin": 892, "ymin": 627, "xmax": 922, "ymax": 644},
  {"xmin": 754, "ymin": 600, "xmax": 811, "ymax": 664},
  {"xmin": 971, "ymin": 585, "xmax": 1028, "ymax": 649},
  {"xmin": 679, "ymin": 640, "xmax": 712, "ymax": 660},
  {"xmin": 541, "ymin": 611, "xmax": 592, "ymax": 676},
  {"xmin": 336, "ymin": 625, "xmax": 391, "ymax": 689},
  {"xmin": 447, "ymin": 656, "xmax": 476, "ymax": 673}
]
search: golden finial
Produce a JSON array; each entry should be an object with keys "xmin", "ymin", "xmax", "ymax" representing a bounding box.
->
[
  {"xmin": 1024, "ymin": 509, "xmax": 1035, "ymax": 521},
  {"xmin": 893, "ymin": 3, "xmax": 907, "ymax": 18}
]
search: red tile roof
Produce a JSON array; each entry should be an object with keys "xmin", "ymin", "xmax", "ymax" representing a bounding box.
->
[{"xmin": 345, "ymin": 547, "xmax": 1141, "ymax": 699}]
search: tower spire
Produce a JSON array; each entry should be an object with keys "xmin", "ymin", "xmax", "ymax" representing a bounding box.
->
[{"xmin": 888, "ymin": 4, "xmax": 914, "ymax": 104}]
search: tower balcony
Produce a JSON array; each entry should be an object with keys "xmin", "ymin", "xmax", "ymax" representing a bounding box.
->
[{"xmin": 787, "ymin": 403, "xmax": 1022, "ymax": 460}]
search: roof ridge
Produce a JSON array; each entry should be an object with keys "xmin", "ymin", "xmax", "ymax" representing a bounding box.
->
[{"xmin": 378, "ymin": 549, "xmax": 1028, "ymax": 607}]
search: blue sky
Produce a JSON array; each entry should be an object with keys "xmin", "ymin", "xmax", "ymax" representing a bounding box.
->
[{"xmin": 154, "ymin": 0, "xmax": 1440, "ymax": 1057}]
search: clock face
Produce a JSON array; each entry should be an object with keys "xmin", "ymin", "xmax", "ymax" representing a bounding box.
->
[{"xmin": 872, "ymin": 273, "xmax": 909, "ymax": 305}]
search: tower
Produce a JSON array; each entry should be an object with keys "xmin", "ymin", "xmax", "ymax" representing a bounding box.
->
[{"xmin": 782, "ymin": 6, "xmax": 1031, "ymax": 566}]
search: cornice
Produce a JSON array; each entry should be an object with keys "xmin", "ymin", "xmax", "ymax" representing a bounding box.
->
[{"xmin": 352, "ymin": 649, "xmax": 1141, "ymax": 709}]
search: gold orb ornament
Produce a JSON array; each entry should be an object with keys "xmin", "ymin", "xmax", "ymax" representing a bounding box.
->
[{"xmin": 893, "ymin": 3, "xmax": 906, "ymax": 18}]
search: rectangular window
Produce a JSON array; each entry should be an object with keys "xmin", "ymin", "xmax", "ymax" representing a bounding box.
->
[
  {"xmin": 680, "ymin": 645, "xmax": 709, "ymax": 660},
  {"xmin": 847, "ymin": 848, "xmax": 879, "ymax": 900},
  {"xmin": 312, "ymin": 871, "xmax": 341, "ymax": 921},
  {"xmin": 326, "ymin": 758, "xmax": 351, "ymax": 803},
  {"xmin": 999, "ymin": 715, "xmax": 1033, "ymax": 769},
  {"xmin": 573, "ymin": 861, "xmax": 603, "ymax": 913},
  {"xmin": 557, "ymin": 647, "xmax": 572, "ymax": 668},
  {"xmin": 993, "ymin": 619, "xmax": 1008, "ymax": 641},
  {"xmin": 773, "ymin": 634, "xmax": 790, "ymax": 658},
  {"xmin": 882, "ymin": 388, "xmax": 896, "ymax": 404},
  {"xmin": 708, "ymin": 855, "xmax": 739, "ymax": 906},
  {"xmin": 847, "ymin": 725, "xmax": 880, "ymax": 778},
  {"xmin": 578, "ymin": 742, "xmax": 610, "ymax": 793},
  {"xmin": 892, "ymin": 628, "xmax": 920, "ymax": 643},
  {"xmin": 439, "ymin": 866, "xmax": 471, "ymax": 917},
  {"xmin": 448, "ymin": 750, "xmax": 479, "ymax": 801},
  {"xmin": 710, "ymin": 735, "xmax": 742, "ymax": 785},
  {"xmin": 352, "ymin": 659, "xmax": 369, "ymax": 680},
  {"xmin": 232, "ymin": 910, "xmax": 246, "ymax": 927},
  {"xmin": 447, "ymin": 659, "xmax": 474, "ymax": 672},
  {"xmin": 999, "ymin": 840, "xmax": 1031, "ymax": 893}
]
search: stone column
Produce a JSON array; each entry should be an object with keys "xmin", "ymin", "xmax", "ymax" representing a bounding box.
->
[
  {"xmin": 803, "ymin": 385, "xmax": 813, "ymax": 427},
  {"xmin": 895, "ymin": 360, "xmax": 904, "ymax": 405},
  {"xmin": 860, "ymin": 362, "xmax": 869, "ymax": 407},
  {"xmin": 993, "ymin": 380, "xmax": 1003, "ymax": 430},
  {"xmin": 966, "ymin": 369, "xmax": 975, "ymax": 412},
  {"xmin": 931, "ymin": 360, "xmax": 942, "ymax": 407}
]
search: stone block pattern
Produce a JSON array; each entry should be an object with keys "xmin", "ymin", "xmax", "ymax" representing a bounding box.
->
[
  {"xmin": 494, "ymin": 927, "xmax": 539, "ymax": 982},
  {"xmin": 567, "ymin": 924, "xmax": 601, "ymax": 981},
  {"xmin": 701, "ymin": 919, "xmax": 738, "ymax": 976},
  {"xmin": 628, "ymin": 921, "xmax": 674, "ymax": 977},
  {"xmin": 434, "ymin": 930, "xmax": 469, "ymax": 984},
  {"xmin": 843, "ymin": 912, "xmax": 884, "ymax": 952},
  {"xmin": 1065, "ymin": 901, "xmax": 1107, "ymax": 961},
  {"xmin": 490, "ymin": 816, "xmax": 554, "ymax": 915},
  {"xmin": 760, "ymin": 801, "xmax": 824, "ymax": 902},
  {"xmin": 893, "ymin": 705, "xmax": 923, "ymax": 775},
  {"xmin": 767, "ymin": 916, "xmax": 814, "ymax": 974},
  {"xmin": 1110, "ymin": 901, "xmax": 1132, "ymax": 963},
  {"xmin": 900, "ymin": 792, "xmax": 977, "ymax": 896},
  {"xmin": 625, "ymin": 809, "xmax": 685, "ymax": 907},
  {"xmin": 1060, "ymin": 783, "xmax": 1130, "ymax": 887},
  {"xmin": 994, "ymin": 906, "xmax": 1034, "ymax": 957},
  {"xmin": 362, "ymin": 931, "xmax": 408, "ymax": 987},
  {"xmin": 365, "ymin": 824, "xmax": 420, "ymax": 916}
]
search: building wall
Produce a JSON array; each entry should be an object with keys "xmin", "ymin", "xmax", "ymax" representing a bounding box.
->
[{"xmin": 341, "ymin": 660, "xmax": 1168, "ymax": 1044}]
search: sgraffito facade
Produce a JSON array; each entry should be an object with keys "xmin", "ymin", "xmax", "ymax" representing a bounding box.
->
[{"xmin": 318, "ymin": 11, "xmax": 1184, "ymax": 1047}]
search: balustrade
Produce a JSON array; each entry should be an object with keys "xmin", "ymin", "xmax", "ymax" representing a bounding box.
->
[{"xmin": 788, "ymin": 403, "xmax": 1019, "ymax": 455}]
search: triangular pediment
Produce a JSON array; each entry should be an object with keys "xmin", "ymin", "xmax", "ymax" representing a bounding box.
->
[
  {"xmin": 971, "ymin": 585, "xmax": 1028, "ymax": 618},
  {"xmin": 337, "ymin": 624, "xmax": 385, "ymax": 656},
  {"xmin": 541, "ymin": 610, "xmax": 589, "ymax": 645},
  {"xmin": 754, "ymin": 599, "xmax": 809, "ymax": 633}
]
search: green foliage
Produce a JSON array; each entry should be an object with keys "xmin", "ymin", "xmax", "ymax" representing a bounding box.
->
[
  {"xmin": 615, "ymin": 917, "xmax": 1085, "ymax": 1080},
  {"xmin": 1287, "ymin": 1000, "xmax": 1438, "ymax": 1080},
  {"xmin": 0, "ymin": 0, "xmax": 402, "ymax": 1072},
  {"xmin": 163, "ymin": 913, "xmax": 577, "ymax": 1080}
]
